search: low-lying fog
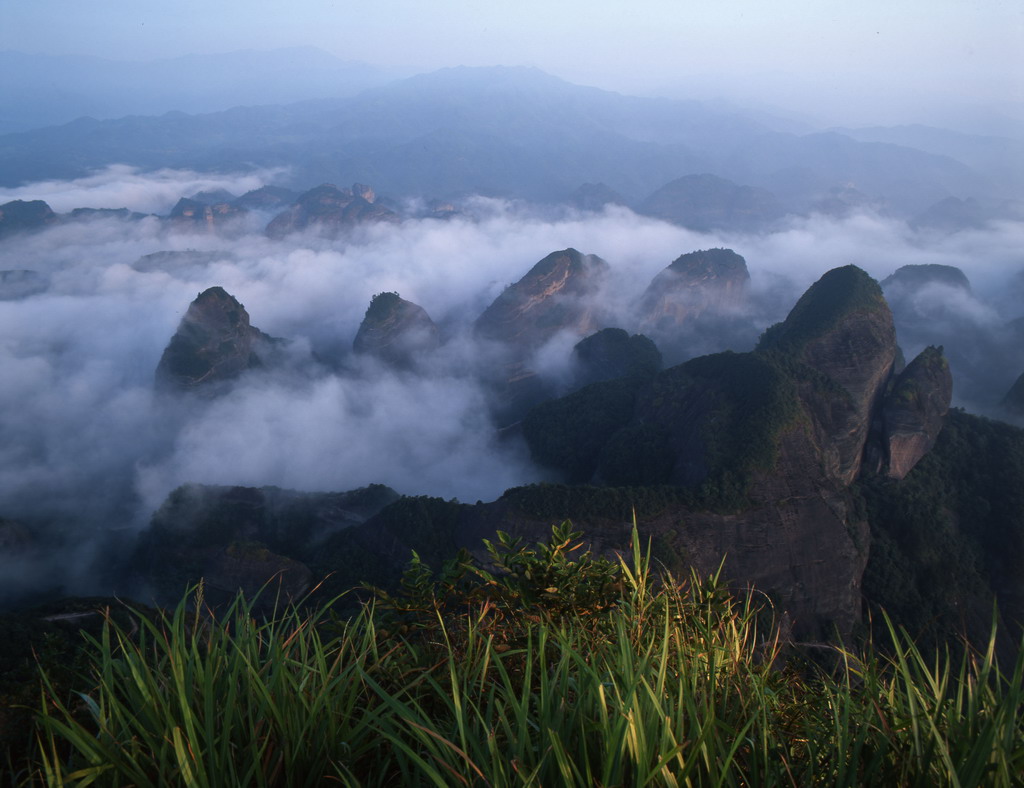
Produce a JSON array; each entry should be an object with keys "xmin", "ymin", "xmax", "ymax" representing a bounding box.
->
[{"xmin": 2, "ymin": 166, "xmax": 1024, "ymax": 598}]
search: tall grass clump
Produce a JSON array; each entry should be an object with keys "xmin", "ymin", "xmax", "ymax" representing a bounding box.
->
[{"xmin": 24, "ymin": 523, "xmax": 1024, "ymax": 786}]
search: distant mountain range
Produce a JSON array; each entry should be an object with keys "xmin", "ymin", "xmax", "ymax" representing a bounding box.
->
[
  {"xmin": 0, "ymin": 63, "xmax": 1011, "ymax": 220},
  {"xmin": 0, "ymin": 47, "xmax": 403, "ymax": 135}
]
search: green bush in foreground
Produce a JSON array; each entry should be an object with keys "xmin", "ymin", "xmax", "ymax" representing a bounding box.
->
[{"xmin": 21, "ymin": 524, "xmax": 1024, "ymax": 786}]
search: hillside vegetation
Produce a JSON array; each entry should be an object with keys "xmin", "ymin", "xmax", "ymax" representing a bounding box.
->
[{"xmin": 9, "ymin": 525, "xmax": 1023, "ymax": 786}]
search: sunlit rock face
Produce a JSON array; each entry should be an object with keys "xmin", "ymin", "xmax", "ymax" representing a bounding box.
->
[
  {"xmin": 475, "ymin": 248, "xmax": 609, "ymax": 350},
  {"xmin": 474, "ymin": 247, "xmax": 610, "ymax": 422},
  {"xmin": 880, "ymin": 346, "xmax": 953, "ymax": 480},
  {"xmin": 265, "ymin": 183, "xmax": 397, "ymax": 238},
  {"xmin": 155, "ymin": 286, "xmax": 272, "ymax": 393},
  {"xmin": 637, "ymin": 248, "xmax": 750, "ymax": 336},
  {"xmin": 353, "ymin": 292, "xmax": 440, "ymax": 370}
]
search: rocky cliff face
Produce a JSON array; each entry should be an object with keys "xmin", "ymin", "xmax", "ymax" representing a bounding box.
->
[
  {"xmin": 265, "ymin": 183, "xmax": 398, "ymax": 238},
  {"xmin": 475, "ymin": 248, "xmax": 608, "ymax": 349},
  {"xmin": 155, "ymin": 286, "xmax": 273, "ymax": 393},
  {"xmin": 353, "ymin": 292, "xmax": 440, "ymax": 369},
  {"xmin": 880, "ymin": 346, "xmax": 953, "ymax": 479},
  {"xmin": 637, "ymin": 248, "xmax": 750, "ymax": 338},
  {"xmin": 169, "ymin": 197, "xmax": 246, "ymax": 232},
  {"xmin": 759, "ymin": 265, "xmax": 898, "ymax": 484},
  {"xmin": 515, "ymin": 266, "xmax": 905, "ymax": 638},
  {"xmin": 474, "ymin": 248, "xmax": 610, "ymax": 422}
]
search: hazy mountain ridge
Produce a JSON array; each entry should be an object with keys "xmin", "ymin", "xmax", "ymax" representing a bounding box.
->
[
  {"xmin": 0, "ymin": 65, "xmax": 1003, "ymax": 219},
  {"xmin": 0, "ymin": 47, "xmax": 401, "ymax": 135}
]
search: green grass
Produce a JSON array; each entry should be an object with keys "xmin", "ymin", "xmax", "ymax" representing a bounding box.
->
[{"xmin": 14, "ymin": 524, "xmax": 1024, "ymax": 786}]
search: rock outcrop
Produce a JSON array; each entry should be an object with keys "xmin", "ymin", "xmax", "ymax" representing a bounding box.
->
[
  {"xmin": 759, "ymin": 265, "xmax": 898, "ymax": 484},
  {"xmin": 265, "ymin": 183, "xmax": 398, "ymax": 238},
  {"xmin": 515, "ymin": 265, "xmax": 906, "ymax": 638},
  {"xmin": 155, "ymin": 286, "xmax": 274, "ymax": 393},
  {"xmin": 638, "ymin": 174, "xmax": 785, "ymax": 233},
  {"xmin": 0, "ymin": 199, "xmax": 57, "ymax": 239},
  {"xmin": 353, "ymin": 292, "xmax": 440, "ymax": 369},
  {"xmin": 169, "ymin": 197, "xmax": 246, "ymax": 232},
  {"xmin": 232, "ymin": 186, "xmax": 300, "ymax": 211},
  {"xmin": 475, "ymin": 248, "xmax": 610, "ymax": 422},
  {"xmin": 475, "ymin": 248, "xmax": 609, "ymax": 350},
  {"xmin": 637, "ymin": 248, "xmax": 750, "ymax": 337},
  {"xmin": 880, "ymin": 346, "xmax": 953, "ymax": 479}
]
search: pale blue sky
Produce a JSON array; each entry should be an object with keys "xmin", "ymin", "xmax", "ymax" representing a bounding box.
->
[{"xmin": 3, "ymin": 0, "xmax": 1021, "ymax": 116}]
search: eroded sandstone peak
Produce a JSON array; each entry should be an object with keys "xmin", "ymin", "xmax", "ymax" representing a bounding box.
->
[
  {"xmin": 475, "ymin": 248, "xmax": 609, "ymax": 349},
  {"xmin": 759, "ymin": 265, "xmax": 897, "ymax": 483},
  {"xmin": 637, "ymin": 248, "xmax": 750, "ymax": 336},
  {"xmin": 155, "ymin": 286, "xmax": 270, "ymax": 392},
  {"xmin": 353, "ymin": 291, "xmax": 440, "ymax": 369},
  {"xmin": 265, "ymin": 183, "xmax": 397, "ymax": 238},
  {"xmin": 882, "ymin": 345, "xmax": 953, "ymax": 480}
]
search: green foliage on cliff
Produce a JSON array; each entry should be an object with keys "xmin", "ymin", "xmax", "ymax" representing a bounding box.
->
[
  {"xmin": 859, "ymin": 409, "xmax": 1024, "ymax": 652},
  {"xmin": 593, "ymin": 351, "xmax": 801, "ymax": 509},
  {"xmin": 758, "ymin": 264, "xmax": 888, "ymax": 356},
  {"xmin": 522, "ymin": 377, "xmax": 643, "ymax": 482},
  {"xmin": 364, "ymin": 291, "xmax": 402, "ymax": 321}
]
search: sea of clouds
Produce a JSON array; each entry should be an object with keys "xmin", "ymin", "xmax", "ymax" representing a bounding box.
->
[{"xmin": 2, "ymin": 165, "xmax": 1023, "ymax": 598}]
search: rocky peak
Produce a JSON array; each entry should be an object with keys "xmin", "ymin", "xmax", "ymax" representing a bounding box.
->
[
  {"xmin": 637, "ymin": 248, "xmax": 750, "ymax": 337},
  {"xmin": 232, "ymin": 186, "xmax": 300, "ymax": 211},
  {"xmin": 188, "ymin": 188, "xmax": 238, "ymax": 205},
  {"xmin": 0, "ymin": 199, "xmax": 57, "ymax": 239},
  {"xmin": 353, "ymin": 291, "xmax": 440, "ymax": 369},
  {"xmin": 475, "ymin": 248, "xmax": 609, "ymax": 349},
  {"xmin": 155, "ymin": 286, "xmax": 270, "ymax": 392},
  {"xmin": 265, "ymin": 183, "xmax": 397, "ymax": 238},
  {"xmin": 169, "ymin": 197, "xmax": 246, "ymax": 232},
  {"xmin": 759, "ymin": 265, "xmax": 898, "ymax": 484},
  {"xmin": 352, "ymin": 183, "xmax": 375, "ymax": 203},
  {"xmin": 880, "ymin": 346, "xmax": 953, "ymax": 479}
]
